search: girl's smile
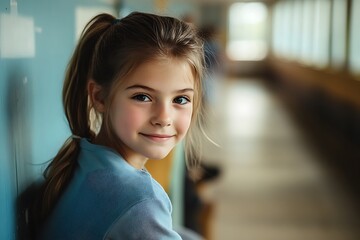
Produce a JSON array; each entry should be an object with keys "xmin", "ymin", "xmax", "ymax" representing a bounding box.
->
[{"xmin": 139, "ymin": 133, "xmax": 175, "ymax": 143}]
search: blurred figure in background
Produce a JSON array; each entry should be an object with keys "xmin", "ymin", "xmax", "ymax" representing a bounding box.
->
[{"xmin": 199, "ymin": 24, "xmax": 222, "ymax": 108}]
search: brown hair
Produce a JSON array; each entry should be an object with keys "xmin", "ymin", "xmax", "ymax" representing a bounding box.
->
[{"xmin": 39, "ymin": 12, "xmax": 205, "ymax": 222}]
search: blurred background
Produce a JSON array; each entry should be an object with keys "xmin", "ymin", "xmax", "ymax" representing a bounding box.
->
[{"xmin": 1, "ymin": 0, "xmax": 360, "ymax": 239}]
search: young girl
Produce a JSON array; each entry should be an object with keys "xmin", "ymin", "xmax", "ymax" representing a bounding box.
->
[{"xmin": 36, "ymin": 11, "xmax": 205, "ymax": 240}]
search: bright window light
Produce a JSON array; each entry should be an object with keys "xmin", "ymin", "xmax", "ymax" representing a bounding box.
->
[
  {"xmin": 300, "ymin": 0, "xmax": 315, "ymax": 65},
  {"xmin": 227, "ymin": 2, "xmax": 268, "ymax": 61},
  {"xmin": 349, "ymin": 0, "xmax": 360, "ymax": 74},
  {"xmin": 331, "ymin": 0, "xmax": 347, "ymax": 69},
  {"xmin": 312, "ymin": 0, "xmax": 331, "ymax": 68}
]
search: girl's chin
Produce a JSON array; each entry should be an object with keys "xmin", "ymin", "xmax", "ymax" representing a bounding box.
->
[{"xmin": 146, "ymin": 150, "xmax": 173, "ymax": 160}]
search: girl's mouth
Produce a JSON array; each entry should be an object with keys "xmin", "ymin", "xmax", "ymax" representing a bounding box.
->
[{"xmin": 139, "ymin": 133, "xmax": 174, "ymax": 142}]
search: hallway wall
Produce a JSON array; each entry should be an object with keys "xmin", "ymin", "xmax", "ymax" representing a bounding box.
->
[{"xmin": 1, "ymin": 1, "xmax": 79, "ymax": 238}]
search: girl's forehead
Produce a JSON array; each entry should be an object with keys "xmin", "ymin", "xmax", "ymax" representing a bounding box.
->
[{"xmin": 120, "ymin": 58, "xmax": 195, "ymax": 89}]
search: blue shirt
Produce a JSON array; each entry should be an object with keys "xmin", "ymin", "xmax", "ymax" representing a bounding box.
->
[{"xmin": 38, "ymin": 139, "xmax": 182, "ymax": 240}]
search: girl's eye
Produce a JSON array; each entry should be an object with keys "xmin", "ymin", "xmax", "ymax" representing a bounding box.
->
[
  {"xmin": 173, "ymin": 96, "xmax": 190, "ymax": 105},
  {"xmin": 132, "ymin": 94, "xmax": 151, "ymax": 102}
]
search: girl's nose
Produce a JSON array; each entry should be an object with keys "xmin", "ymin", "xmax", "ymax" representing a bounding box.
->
[{"xmin": 151, "ymin": 103, "xmax": 172, "ymax": 127}]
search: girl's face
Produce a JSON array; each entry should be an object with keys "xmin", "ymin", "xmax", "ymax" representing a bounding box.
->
[{"xmin": 109, "ymin": 58, "xmax": 195, "ymax": 169}]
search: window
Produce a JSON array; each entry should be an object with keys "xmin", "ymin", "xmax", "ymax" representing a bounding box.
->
[
  {"xmin": 272, "ymin": 0, "xmax": 331, "ymax": 68},
  {"xmin": 331, "ymin": 0, "xmax": 347, "ymax": 69},
  {"xmin": 349, "ymin": 0, "xmax": 360, "ymax": 74},
  {"xmin": 281, "ymin": 1, "xmax": 293, "ymax": 58},
  {"xmin": 290, "ymin": 0, "xmax": 303, "ymax": 59},
  {"xmin": 227, "ymin": 2, "xmax": 268, "ymax": 61},
  {"xmin": 312, "ymin": 0, "xmax": 331, "ymax": 68},
  {"xmin": 300, "ymin": 0, "xmax": 315, "ymax": 65}
]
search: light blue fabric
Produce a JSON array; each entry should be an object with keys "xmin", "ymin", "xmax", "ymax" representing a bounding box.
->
[{"xmin": 38, "ymin": 139, "xmax": 182, "ymax": 240}]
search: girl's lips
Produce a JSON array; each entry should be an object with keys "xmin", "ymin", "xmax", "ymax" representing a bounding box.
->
[{"xmin": 140, "ymin": 133, "xmax": 174, "ymax": 142}]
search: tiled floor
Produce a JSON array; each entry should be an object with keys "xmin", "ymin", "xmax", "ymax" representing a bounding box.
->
[{"xmin": 200, "ymin": 77, "xmax": 360, "ymax": 240}]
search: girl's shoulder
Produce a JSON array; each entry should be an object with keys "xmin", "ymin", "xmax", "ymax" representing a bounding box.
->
[
  {"xmin": 83, "ymin": 164, "xmax": 158, "ymax": 202},
  {"xmin": 77, "ymin": 139, "xmax": 168, "ymax": 204}
]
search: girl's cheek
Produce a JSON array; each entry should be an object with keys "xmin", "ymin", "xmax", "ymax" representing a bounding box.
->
[
  {"xmin": 112, "ymin": 102, "xmax": 141, "ymax": 129},
  {"xmin": 177, "ymin": 110, "xmax": 193, "ymax": 133},
  {"xmin": 122, "ymin": 107, "xmax": 144, "ymax": 128}
]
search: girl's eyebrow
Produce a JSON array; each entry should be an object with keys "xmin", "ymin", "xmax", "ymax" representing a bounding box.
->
[{"xmin": 126, "ymin": 84, "xmax": 194, "ymax": 93}]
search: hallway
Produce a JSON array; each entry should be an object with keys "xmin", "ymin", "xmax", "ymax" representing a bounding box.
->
[{"xmin": 200, "ymin": 77, "xmax": 360, "ymax": 240}]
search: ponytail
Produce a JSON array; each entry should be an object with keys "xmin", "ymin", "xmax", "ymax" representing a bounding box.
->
[{"xmin": 39, "ymin": 14, "xmax": 115, "ymax": 222}]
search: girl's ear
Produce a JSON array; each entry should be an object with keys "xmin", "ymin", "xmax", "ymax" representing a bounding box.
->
[{"xmin": 88, "ymin": 79, "xmax": 105, "ymax": 113}]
